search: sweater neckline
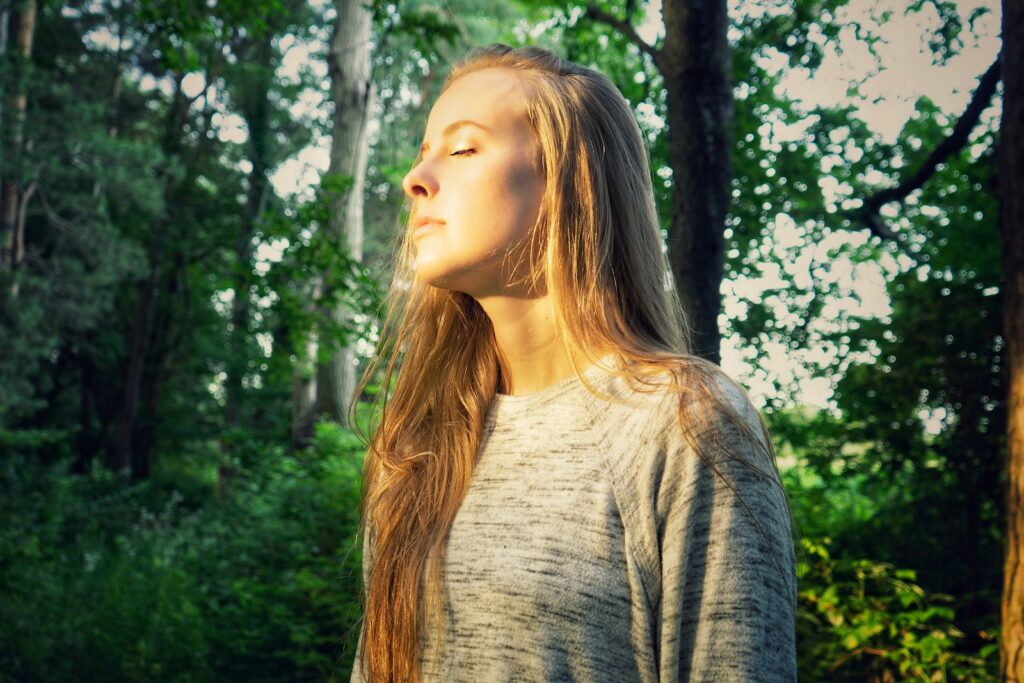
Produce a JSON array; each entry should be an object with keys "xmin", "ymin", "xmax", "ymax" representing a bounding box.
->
[{"xmin": 489, "ymin": 355, "xmax": 618, "ymax": 415}]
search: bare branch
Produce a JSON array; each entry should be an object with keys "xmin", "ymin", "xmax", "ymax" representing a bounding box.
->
[
  {"xmin": 14, "ymin": 180, "xmax": 38, "ymax": 264},
  {"xmin": 584, "ymin": 4, "xmax": 661, "ymax": 67},
  {"xmin": 852, "ymin": 205, "xmax": 923, "ymax": 266},
  {"xmin": 853, "ymin": 52, "xmax": 1001, "ymax": 243},
  {"xmin": 37, "ymin": 184, "xmax": 77, "ymax": 233}
]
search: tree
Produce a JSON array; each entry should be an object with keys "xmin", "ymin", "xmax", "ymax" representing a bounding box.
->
[
  {"xmin": 292, "ymin": 0, "xmax": 374, "ymax": 441},
  {"xmin": 658, "ymin": 0, "xmax": 733, "ymax": 364},
  {"xmin": 218, "ymin": 0, "xmax": 318, "ymax": 493},
  {"xmin": 999, "ymin": 0, "xmax": 1024, "ymax": 676},
  {"xmin": 581, "ymin": 0, "xmax": 732, "ymax": 363},
  {"xmin": 0, "ymin": 0, "xmax": 37, "ymax": 294}
]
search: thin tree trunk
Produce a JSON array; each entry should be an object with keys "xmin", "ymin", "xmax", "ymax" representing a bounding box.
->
[
  {"xmin": 113, "ymin": 75, "xmax": 188, "ymax": 475},
  {"xmin": 299, "ymin": 0, "xmax": 373, "ymax": 438},
  {"xmin": 0, "ymin": 6, "xmax": 9, "ymax": 127},
  {"xmin": 72, "ymin": 343, "xmax": 100, "ymax": 475},
  {"xmin": 113, "ymin": 228, "xmax": 165, "ymax": 474},
  {"xmin": 999, "ymin": 0, "xmax": 1024, "ymax": 677},
  {"xmin": 220, "ymin": 34, "xmax": 273, "ymax": 495},
  {"xmin": 660, "ymin": 0, "xmax": 732, "ymax": 364},
  {"xmin": 134, "ymin": 317, "xmax": 179, "ymax": 481},
  {"xmin": 0, "ymin": 0, "xmax": 36, "ymax": 295},
  {"xmin": 291, "ymin": 320, "xmax": 319, "ymax": 446}
]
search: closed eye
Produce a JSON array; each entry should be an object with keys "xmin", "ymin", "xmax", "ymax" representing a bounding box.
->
[{"xmin": 450, "ymin": 148, "xmax": 475, "ymax": 157}]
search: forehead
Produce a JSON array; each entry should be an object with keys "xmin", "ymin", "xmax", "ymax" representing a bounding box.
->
[{"xmin": 424, "ymin": 67, "xmax": 532, "ymax": 138}]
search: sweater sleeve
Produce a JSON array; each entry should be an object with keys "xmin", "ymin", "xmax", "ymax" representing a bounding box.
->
[
  {"xmin": 349, "ymin": 527, "xmax": 372, "ymax": 683},
  {"xmin": 640, "ymin": 380, "xmax": 797, "ymax": 682},
  {"xmin": 349, "ymin": 625, "xmax": 366, "ymax": 683}
]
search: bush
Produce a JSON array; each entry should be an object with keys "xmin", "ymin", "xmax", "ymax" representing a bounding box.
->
[
  {"xmin": 796, "ymin": 537, "xmax": 999, "ymax": 682},
  {"xmin": 0, "ymin": 421, "xmax": 364, "ymax": 682}
]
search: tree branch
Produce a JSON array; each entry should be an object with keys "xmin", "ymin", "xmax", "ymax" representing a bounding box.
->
[
  {"xmin": 13, "ymin": 180, "xmax": 38, "ymax": 265},
  {"xmin": 853, "ymin": 52, "xmax": 1002, "ymax": 241},
  {"xmin": 584, "ymin": 4, "xmax": 661, "ymax": 67},
  {"xmin": 36, "ymin": 183, "xmax": 72, "ymax": 230}
]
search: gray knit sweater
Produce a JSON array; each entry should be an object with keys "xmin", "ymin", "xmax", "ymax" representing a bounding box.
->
[{"xmin": 350, "ymin": 363, "xmax": 797, "ymax": 682}]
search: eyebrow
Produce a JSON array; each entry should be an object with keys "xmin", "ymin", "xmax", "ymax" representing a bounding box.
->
[{"xmin": 419, "ymin": 119, "xmax": 492, "ymax": 154}]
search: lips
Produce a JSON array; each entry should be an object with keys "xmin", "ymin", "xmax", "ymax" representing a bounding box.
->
[
  {"xmin": 412, "ymin": 215, "xmax": 445, "ymax": 238},
  {"xmin": 413, "ymin": 215, "xmax": 444, "ymax": 229}
]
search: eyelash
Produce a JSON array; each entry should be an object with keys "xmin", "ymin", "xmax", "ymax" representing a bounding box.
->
[{"xmin": 450, "ymin": 148, "xmax": 476, "ymax": 157}]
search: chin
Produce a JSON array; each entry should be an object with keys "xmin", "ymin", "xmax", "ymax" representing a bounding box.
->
[
  {"xmin": 414, "ymin": 248, "xmax": 510, "ymax": 298},
  {"xmin": 416, "ymin": 266, "xmax": 497, "ymax": 299},
  {"xmin": 414, "ymin": 261, "xmax": 467, "ymax": 292}
]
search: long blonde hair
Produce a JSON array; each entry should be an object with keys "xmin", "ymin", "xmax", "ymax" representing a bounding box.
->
[{"xmin": 351, "ymin": 43, "xmax": 791, "ymax": 683}]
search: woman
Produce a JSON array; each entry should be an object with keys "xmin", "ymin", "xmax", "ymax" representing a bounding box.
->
[{"xmin": 349, "ymin": 43, "xmax": 797, "ymax": 683}]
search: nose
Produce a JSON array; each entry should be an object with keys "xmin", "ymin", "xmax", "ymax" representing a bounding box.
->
[{"xmin": 402, "ymin": 158, "xmax": 438, "ymax": 199}]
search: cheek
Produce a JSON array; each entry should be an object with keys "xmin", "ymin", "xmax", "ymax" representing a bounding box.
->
[
  {"xmin": 452, "ymin": 164, "xmax": 540, "ymax": 249},
  {"xmin": 509, "ymin": 151, "xmax": 543, "ymax": 198},
  {"xmin": 495, "ymin": 159, "xmax": 544, "ymax": 237}
]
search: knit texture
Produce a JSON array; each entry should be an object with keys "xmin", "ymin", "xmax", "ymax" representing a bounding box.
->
[{"xmin": 350, "ymin": 361, "xmax": 797, "ymax": 682}]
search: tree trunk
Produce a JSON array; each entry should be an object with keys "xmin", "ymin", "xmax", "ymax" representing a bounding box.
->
[
  {"xmin": 297, "ymin": 0, "xmax": 373, "ymax": 438},
  {"xmin": 999, "ymin": 0, "xmax": 1024, "ymax": 677},
  {"xmin": 0, "ymin": 6, "xmax": 9, "ymax": 123},
  {"xmin": 0, "ymin": 0, "xmax": 36, "ymax": 294},
  {"xmin": 659, "ymin": 0, "xmax": 732, "ymax": 364},
  {"xmin": 113, "ymin": 76, "xmax": 188, "ymax": 476},
  {"xmin": 113, "ymin": 228, "xmax": 165, "ymax": 475},
  {"xmin": 134, "ymin": 319, "xmax": 179, "ymax": 481},
  {"xmin": 72, "ymin": 335, "xmax": 101, "ymax": 475},
  {"xmin": 220, "ymin": 34, "xmax": 273, "ymax": 496},
  {"xmin": 291, "ymin": 323, "xmax": 319, "ymax": 445}
]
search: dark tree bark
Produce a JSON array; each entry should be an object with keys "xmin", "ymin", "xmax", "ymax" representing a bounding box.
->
[
  {"xmin": 113, "ymin": 226, "xmax": 165, "ymax": 476},
  {"xmin": 659, "ymin": 0, "xmax": 733, "ymax": 364},
  {"xmin": 112, "ymin": 76, "xmax": 190, "ymax": 478},
  {"xmin": 999, "ymin": 0, "xmax": 1024, "ymax": 677},
  {"xmin": 71, "ymin": 336, "xmax": 101, "ymax": 474},
  {"xmin": 0, "ymin": 5, "xmax": 7, "ymax": 169},
  {"xmin": 586, "ymin": 0, "xmax": 733, "ymax": 364}
]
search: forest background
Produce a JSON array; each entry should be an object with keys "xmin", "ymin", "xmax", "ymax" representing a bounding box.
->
[{"xmin": 0, "ymin": 0, "xmax": 1016, "ymax": 680}]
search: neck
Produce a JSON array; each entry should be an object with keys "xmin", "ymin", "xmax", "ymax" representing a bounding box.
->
[{"xmin": 475, "ymin": 293, "xmax": 579, "ymax": 396}]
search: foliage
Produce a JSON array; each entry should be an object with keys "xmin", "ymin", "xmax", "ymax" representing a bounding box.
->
[
  {"xmin": 796, "ymin": 537, "xmax": 999, "ymax": 682},
  {"xmin": 263, "ymin": 179, "xmax": 386, "ymax": 367},
  {"xmin": 0, "ymin": 422, "xmax": 365, "ymax": 682}
]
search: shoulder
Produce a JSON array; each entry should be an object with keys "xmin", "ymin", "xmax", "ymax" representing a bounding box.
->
[
  {"xmin": 590, "ymin": 357, "xmax": 795, "ymax": 606},
  {"xmin": 592, "ymin": 357, "xmax": 767, "ymax": 453},
  {"xmin": 590, "ymin": 357, "xmax": 780, "ymax": 507},
  {"xmin": 652, "ymin": 361, "xmax": 772, "ymax": 473}
]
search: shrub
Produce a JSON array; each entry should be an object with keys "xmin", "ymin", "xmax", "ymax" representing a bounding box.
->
[
  {"xmin": 0, "ymin": 421, "xmax": 365, "ymax": 682},
  {"xmin": 796, "ymin": 537, "xmax": 999, "ymax": 682}
]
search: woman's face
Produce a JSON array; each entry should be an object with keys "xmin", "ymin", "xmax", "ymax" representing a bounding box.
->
[{"xmin": 402, "ymin": 67, "xmax": 545, "ymax": 298}]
